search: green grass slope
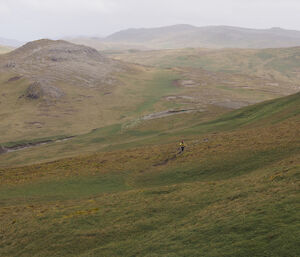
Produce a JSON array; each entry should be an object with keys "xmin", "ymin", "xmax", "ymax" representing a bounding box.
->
[
  {"xmin": 0, "ymin": 91, "xmax": 297, "ymax": 169},
  {"xmin": 1, "ymin": 91, "xmax": 298, "ymax": 168},
  {"xmin": 0, "ymin": 93, "xmax": 299, "ymax": 256},
  {"xmin": 185, "ymin": 91, "xmax": 300, "ymax": 134}
]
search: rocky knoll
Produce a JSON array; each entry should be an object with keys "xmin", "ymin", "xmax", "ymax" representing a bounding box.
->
[{"xmin": 0, "ymin": 39, "xmax": 124, "ymax": 99}]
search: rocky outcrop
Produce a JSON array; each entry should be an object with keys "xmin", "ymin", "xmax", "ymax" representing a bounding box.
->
[{"xmin": 25, "ymin": 82, "xmax": 65, "ymax": 100}]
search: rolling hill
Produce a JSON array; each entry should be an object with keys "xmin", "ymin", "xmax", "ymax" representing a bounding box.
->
[
  {"xmin": 2, "ymin": 39, "xmax": 298, "ymax": 146},
  {"xmin": 0, "ymin": 32, "xmax": 299, "ymax": 257},
  {"xmin": 0, "ymin": 39, "xmax": 144, "ymax": 142},
  {"xmin": 0, "ymin": 92, "xmax": 299, "ymax": 256},
  {"xmin": 67, "ymin": 25, "xmax": 300, "ymax": 50},
  {"xmin": 110, "ymin": 46, "xmax": 300, "ymax": 85}
]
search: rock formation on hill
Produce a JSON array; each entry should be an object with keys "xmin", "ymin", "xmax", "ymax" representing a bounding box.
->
[{"xmin": 0, "ymin": 39, "xmax": 124, "ymax": 99}]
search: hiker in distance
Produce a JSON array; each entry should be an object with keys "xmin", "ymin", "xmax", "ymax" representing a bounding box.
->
[{"xmin": 179, "ymin": 140, "xmax": 186, "ymax": 153}]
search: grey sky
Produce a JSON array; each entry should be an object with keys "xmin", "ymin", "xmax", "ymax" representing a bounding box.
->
[{"xmin": 1, "ymin": 0, "xmax": 300, "ymax": 41}]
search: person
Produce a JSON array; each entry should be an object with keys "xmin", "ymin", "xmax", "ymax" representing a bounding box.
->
[{"xmin": 179, "ymin": 140, "xmax": 186, "ymax": 153}]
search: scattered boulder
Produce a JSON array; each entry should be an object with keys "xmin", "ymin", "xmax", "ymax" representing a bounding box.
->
[{"xmin": 25, "ymin": 82, "xmax": 43, "ymax": 99}]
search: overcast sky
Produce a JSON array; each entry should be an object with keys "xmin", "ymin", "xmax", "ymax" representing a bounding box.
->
[{"xmin": 1, "ymin": 0, "xmax": 300, "ymax": 42}]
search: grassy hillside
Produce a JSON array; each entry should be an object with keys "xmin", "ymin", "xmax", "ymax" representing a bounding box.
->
[
  {"xmin": 1, "ymin": 91, "xmax": 299, "ymax": 168},
  {"xmin": 0, "ymin": 92, "xmax": 299, "ymax": 256},
  {"xmin": 1, "ymin": 42, "xmax": 299, "ymax": 256},
  {"xmin": 0, "ymin": 66, "xmax": 182, "ymax": 143},
  {"xmin": 110, "ymin": 47, "xmax": 300, "ymax": 85},
  {"xmin": 0, "ymin": 58, "xmax": 296, "ymax": 145},
  {"xmin": 1, "ymin": 40, "xmax": 298, "ymax": 147}
]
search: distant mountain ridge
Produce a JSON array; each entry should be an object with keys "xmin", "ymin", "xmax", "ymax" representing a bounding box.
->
[
  {"xmin": 67, "ymin": 24, "xmax": 300, "ymax": 50},
  {"xmin": 104, "ymin": 24, "xmax": 300, "ymax": 49}
]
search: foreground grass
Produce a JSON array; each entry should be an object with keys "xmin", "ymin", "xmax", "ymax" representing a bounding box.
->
[
  {"xmin": 0, "ymin": 93, "xmax": 299, "ymax": 256},
  {"xmin": 1, "ymin": 126, "xmax": 299, "ymax": 256},
  {"xmin": 1, "ymin": 167, "xmax": 299, "ymax": 257}
]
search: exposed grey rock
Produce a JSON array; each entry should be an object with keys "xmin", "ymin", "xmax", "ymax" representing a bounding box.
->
[{"xmin": 25, "ymin": 81, "xmax": 65, "ymax": 100}]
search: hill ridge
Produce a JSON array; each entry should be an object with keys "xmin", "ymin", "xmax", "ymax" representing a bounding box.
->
[{"xmin": 102, "ymin": 24, "xmax": 300, "ymax": 49}]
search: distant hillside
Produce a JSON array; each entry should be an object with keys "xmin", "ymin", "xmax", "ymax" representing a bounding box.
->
[
  {"xmin": 1, "ymin": 39, "xmax": 299, "ymax": 144},
  {"xmin": 111, "ymin": 46, "xmax": 300, "ymax": 85},
  {"xmin": 105, "ymin": 25, "xmax": 300, "ymax": 49},
  {"xmin": 0, "ymin": 37, "xmax": 23, "ymax": 47},
  {"xmin": 69, "ymin": 25, "xmax": 300, "ymax": 50},
  {"xmin": 0, "ymin": 45, "xmax": 13, "ymax": 54}
]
